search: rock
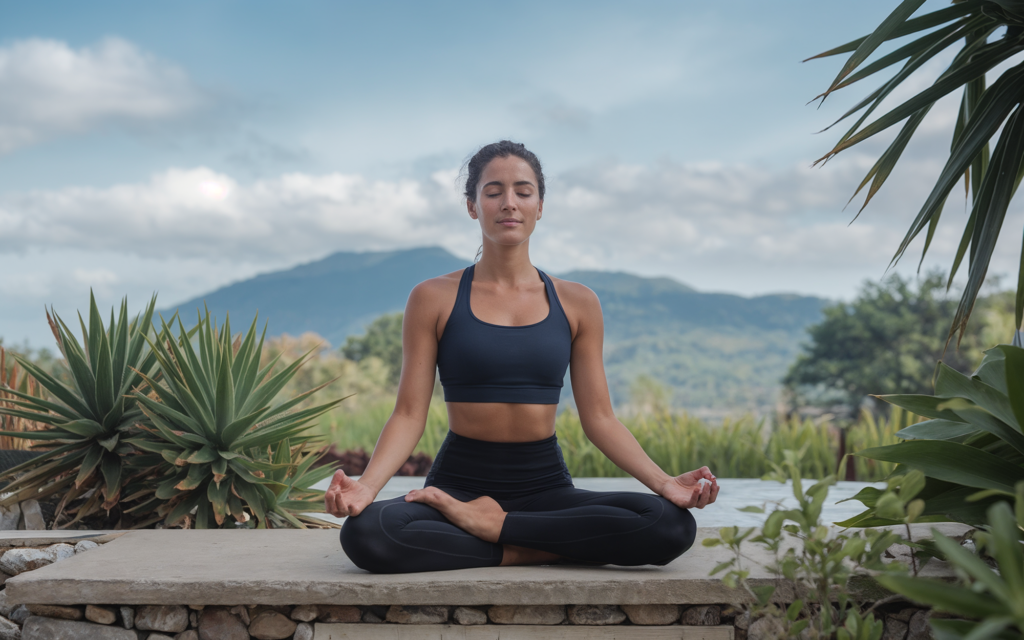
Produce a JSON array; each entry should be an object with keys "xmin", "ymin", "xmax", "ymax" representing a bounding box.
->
[
  {"xmin": 147, "ymin": 636, "xmax": 174, "ymax": 640},
  {"xmin": 190, "ymin": 612, "xmax": 198, "ymax": 628},
  {"xmin": 735, "ymin": 612, "xmax": 752, "ymax": 631},
  {"xmin": 892, "ymin": 609, "xmax": 921, "ymax": 623},
  {"xmin": 86, "ymin": 605, "xmax": 117, "ymax": 625},
  {"xmin": 453, "ymin": 607, "xmax": 487, "ymax": 625},
  {"xmin": 489, "ymin": 605, "xmax": 566, "ymax": 625},
  {"xmin": 385, "ymin": 606, "xmax": 449, "ymax": 624},
  {"xmin": 0, "ymin": 615, "xmax": 19, "ymax": 640},
  {"xmin": 681, "ymin": 605, "xmax": 721, "ymax": 626},
  {"xmin": 176, "ymin": 632, "xmax": 199, "ymax": 640},
  {"xmin": 0, "ymin": 590, "xmax": 13, "ymax": 617},
  {"xmin": 27, "ymin": 603, "xmax": 83, "ymax": 620},
  {"xmin": 0, "ymin": 544, "xmax": 75, "ymax": 576},
  {"xmin": 119, "ymin": 606, "xmax": 134, "ymax": 629},
  {"xmin": 908, "ymin": 611, "xmax": 932, "ymax": 640},
  {"xmin": 198, "ymin": 608, "xmax": 249, "ymax": 640},
  {"xmin": 567, "ymin": 605, "xmax": 626, "ymax": 625},
  {"xmin": 22, "ymin": 616, "xmax": 137, "ymax": 639},
  {"xmin": 19, "ymin": 500, "xmax": 45, "ymax": 530},
  {"xmin": 228, "ymin": 606, "xmax": 250, "ymax": 626},
  {"xmin": 621, "ymin": 604, "xmax": 681, "ymax": 625},
  {"xmin": 316, "ymin": 605, "xmax": 361, "ymax": 623},
  {"xmin": 883, "ymin": 616, "xmax": 909, "ymax": 640},
  {"xmin": 748, "ymin": 615, "xmax": 786, "ymax": 640},
  {"xmin": 8, "ymin": 606, "xmax": 30, "ymax": 625},
  {"xmin": 293, "ymin": 623, "xmax": 313, "ymax": 640},
  {"xmin": 289, "ymin": 605, "xmax": 317, "ymax": 622},
  {"xmin": 73, "ymin": 540, "xmax": 99, "ymax": 554},
  {"xmin": 247, "ymin": 611, "xmax": 295, "ymax": 640},
  {"xmin": 188, "ymin": 606, "xmax": 205, "ymax": 611},
  {"xmin": 0, "ymin": 549, "xmax": 50, "ymax": 575},
  {"xmin": 0, "ymin": 504, "xmax": 20, "ymax": 531},
  {"xmin": 361, "ymin": 610, "xmax": 382, "ymax": 623},
  {"xmin": 136, "ymin": 606, "xmax": 189, "ymax": 633}
]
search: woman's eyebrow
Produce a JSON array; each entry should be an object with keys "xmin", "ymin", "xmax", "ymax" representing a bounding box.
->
[{"xmin": 482, "ymin": 180, "xmax": 536, "ymax": 189}]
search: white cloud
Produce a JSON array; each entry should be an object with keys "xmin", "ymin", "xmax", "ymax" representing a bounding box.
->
[{"xmin": 0, "ymin": 38, "xmax": 202, "ymax": 153}]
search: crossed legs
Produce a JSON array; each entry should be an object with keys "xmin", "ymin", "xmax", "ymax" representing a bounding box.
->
[{"xmin": 340, "ymin": 486, "xmax": 696, "ymax": 574}]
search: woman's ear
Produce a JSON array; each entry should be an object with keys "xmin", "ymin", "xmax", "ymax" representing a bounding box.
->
[
  {"xmin": 467, "ymin": 199, "xmax": 478, "ymax": 220},
  {"xmin": 537, "ymin": 200, "xmax": 543, "ymax": 221}
]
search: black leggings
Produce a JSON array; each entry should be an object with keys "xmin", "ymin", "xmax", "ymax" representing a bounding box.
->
[{"xmin": 340, "ymin": 431, "xmax": 697, "ymax": 574}]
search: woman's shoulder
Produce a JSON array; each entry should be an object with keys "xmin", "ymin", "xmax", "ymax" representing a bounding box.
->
[
  {"xmin": 406, "ymin": 269, "xmax": 465, "ymax": 311},
  {"xmin": 547, "ymin": 274, "xmax": 601, "ymax": 313}
]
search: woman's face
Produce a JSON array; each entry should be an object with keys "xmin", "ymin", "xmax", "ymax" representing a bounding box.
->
[{"xmin": 467, "ymin": 155, "xmax": 543, "ymax": 248}]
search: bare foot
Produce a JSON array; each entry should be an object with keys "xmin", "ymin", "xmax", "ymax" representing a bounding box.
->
[
  {"xmin": 405, "ymin": 487, "xmax": 507, "ymax": 543},
  {"xmin": 501, "ymin": 545, "xmax": 561, "ymax": 566}
]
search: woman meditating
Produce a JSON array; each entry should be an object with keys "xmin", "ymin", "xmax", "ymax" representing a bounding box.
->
[{"xmin": 326, "ymin": 141, "xmax": 720, "ymax": 573}]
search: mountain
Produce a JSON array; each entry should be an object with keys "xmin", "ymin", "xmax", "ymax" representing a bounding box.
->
[
  {"xmin": 165, "ymin": 247, "xmax": 827, "ymax": 413},
  {"xmin": 166, "ymin": 247, "xmax": 467, "ymax": 346}
]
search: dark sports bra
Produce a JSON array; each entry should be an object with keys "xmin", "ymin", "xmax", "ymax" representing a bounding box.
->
[{"xmin": 436, "ymin": 264, "xmax": 572, "ymax": 404}]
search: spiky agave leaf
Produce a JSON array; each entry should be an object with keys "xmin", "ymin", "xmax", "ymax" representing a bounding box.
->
[
  {"xmin": 0, "ymin": 293, "xmax": 160, "ymax": 522},
  {"xmin": 129, "ymin": 311, "xmax": 345, "ymax": 529}
]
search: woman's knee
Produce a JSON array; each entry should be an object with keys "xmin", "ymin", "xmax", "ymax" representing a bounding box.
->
[
  {"xmin": 648, "ymin": 500, "xmax": 697, "ymax": 565},
  {"xmin": 340, "ymin": 506, "xmax": 399, "ymax": 573}
]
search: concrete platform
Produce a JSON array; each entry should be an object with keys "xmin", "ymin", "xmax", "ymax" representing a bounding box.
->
[
  {"xmin": 0, "ymin": 531, "xmax": 122, "ymax": 547},
  {"xmin": 4, "ymin": 524, "xmax": 967, "ymax": 607}
]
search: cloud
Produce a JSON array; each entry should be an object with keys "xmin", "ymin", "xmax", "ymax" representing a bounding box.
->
[
  {"xmin": 0, "ymin": 149, "xmax": 1019, "ymax": 306},
  {"xmin": 0, "ymin": 38, "xmax": 202, "ymax": 153}
]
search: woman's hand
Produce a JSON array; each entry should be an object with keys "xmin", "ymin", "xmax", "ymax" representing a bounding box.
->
[
  {"xmin": 324, "ymin": 470, "xmax": 377, "ymax": 517},
  {"xmin": 659, "ymin": 466, "xmax": 720, "ymax": 510}
]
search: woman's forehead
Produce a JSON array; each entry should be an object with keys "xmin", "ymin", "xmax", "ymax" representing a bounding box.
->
[{"xmin": 479, "ymin": 156, "xmax": 537, "ymax": 185}]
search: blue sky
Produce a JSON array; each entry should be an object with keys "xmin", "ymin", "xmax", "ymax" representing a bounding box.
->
[{"xmin": 2, "ymin": 1, "xmax": 1021, "ymax": 347}]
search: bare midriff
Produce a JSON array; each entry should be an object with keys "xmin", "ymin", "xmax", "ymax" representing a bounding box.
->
[{"xmin": 447, "ymin": 402, "xmax": 558, "ymax": 442}]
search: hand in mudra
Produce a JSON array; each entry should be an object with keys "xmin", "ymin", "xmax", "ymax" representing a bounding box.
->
[
  {"xmin": 325, "ymin": 470, "xmax": 376, "ymax": 517},
  {"xmin": 660, "ymin": 466, "xmax": 720, "ymax": 509}
]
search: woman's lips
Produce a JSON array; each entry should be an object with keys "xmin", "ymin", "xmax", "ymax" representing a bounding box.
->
[{"xmin": 499, "ymin": 220, "xmax": 521, "ymax": 226}]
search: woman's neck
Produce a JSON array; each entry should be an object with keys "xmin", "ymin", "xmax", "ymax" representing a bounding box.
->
[{"xmin": 475, "ymin": 241, "xmax": 538, "ymax": 286}]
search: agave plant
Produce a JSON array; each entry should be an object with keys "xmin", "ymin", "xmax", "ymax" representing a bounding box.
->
[
  {"xmin": 878, "ymin": 498, "xmax": 1024, "ymax": 639},
  {"xmin": 0, "ymin": 293, "xmax": 159, "ymax": 524},
  {"xmin": 0, "ymin": 346, "xmax": 49, "ymax": 450},
  {"xmin": 843, "ymin": 345, "xmax": 1024, "ymax": 527},
  {"xmin": 124, "ymin": 312, "xmax": 344, "ymax": 529},
  {"xmin": 811, "ymin": 0, "xmax": 1024, "ymax": 341}
]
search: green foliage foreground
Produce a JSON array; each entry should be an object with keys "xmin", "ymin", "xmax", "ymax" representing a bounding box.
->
[{"xmin": 0, "ymin": 295, "xmax": 345, "ymax": 529}]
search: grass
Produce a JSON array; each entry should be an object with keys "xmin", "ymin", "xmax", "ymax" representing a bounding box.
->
[{"xmin": 320, "ymin": 400, "xmax": 913, "ymax": 481}]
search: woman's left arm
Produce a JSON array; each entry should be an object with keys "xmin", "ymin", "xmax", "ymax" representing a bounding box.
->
[{"xmin": 564, "ymin": 283, "xmax": 720, "ymax": 510}]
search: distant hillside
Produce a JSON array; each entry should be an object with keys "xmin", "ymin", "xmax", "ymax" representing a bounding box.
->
[
  {"xmin": 166, "ymin": 247, "xmax": 466, "ymax": 346},
  {"xmin": 166, "ymin": 247, "xmax": 827, "ymax": 413}
]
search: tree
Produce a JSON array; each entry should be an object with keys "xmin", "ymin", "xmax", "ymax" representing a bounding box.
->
[
  {"xmin": 810, "ymin": 0, "xmax": 1024, "ymax": 343},
  {"xmin": 341, "ymin": 313, "xmax": 403, "ymax": 386},
  {"xmin": 783, "ymin": 271, "xmax": 1009, "ymax": 413}
]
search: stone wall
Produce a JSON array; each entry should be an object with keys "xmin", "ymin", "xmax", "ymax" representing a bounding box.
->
[{"xmin": 0, "ymin": 538, "xmax": 938, "ymax": 640}]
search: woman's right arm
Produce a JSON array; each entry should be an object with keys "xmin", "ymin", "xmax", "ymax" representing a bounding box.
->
[{"xmin": 325, "ymin": 281, "xmax": 442, "ymax": 517}]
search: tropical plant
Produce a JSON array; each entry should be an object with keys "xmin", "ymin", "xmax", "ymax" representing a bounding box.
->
[
  {"xmin": 810, "ymin": 0, "xmax": 1024, "ymax": 342},
  {"xmin": 705, "ymin": 450, "xmax": 906, "ymax": 640},
  {"xmin": 123, "ymin": 312, "xmax": 345, "ymax": 529},
  {"xmin": 878, "ymin": 494, "xmax": 1024, "ymax": 640},
  {"xmin": 0, "ymin": 294, "xmax": 159, "ymax": 523},
  {"xmin": 844, "ymin": 345, "xmax": 1024, "ymax": 528}
]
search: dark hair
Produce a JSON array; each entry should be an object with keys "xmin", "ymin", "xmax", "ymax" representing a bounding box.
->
[{"xmin": 463, "ymin": 140, "xmax": 545, "ymax": 202}]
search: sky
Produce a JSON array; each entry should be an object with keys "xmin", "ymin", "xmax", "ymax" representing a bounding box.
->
[{"xmin": 1, "ymin": 0, "xmax": 1022, "ymax": 348}]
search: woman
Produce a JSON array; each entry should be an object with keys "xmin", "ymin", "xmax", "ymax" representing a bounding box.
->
[{"xmin": 326, "ymin": 141, "xmax": 720, "ymax": 573}]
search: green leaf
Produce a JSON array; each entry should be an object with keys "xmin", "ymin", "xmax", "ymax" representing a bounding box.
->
[
  {"xmin": 857, "ymin": 441, "xmax": 1024, "ymax": 492},
  {"xmin": 186, "ymin": 446, "xmax": 219, "ymax": 465},
  {"xmin": 100, "ymin": 453, "xmax": 121, "ymax": 502},
  {"xmin": 822, "ymin": 0, "xmax": 929, "ymax": 98},
  {"xmin": 175, "ymin": 463, "xmax": 209, "ymax": 491},
  {"xmin": 59, "ymin": 419, "xmax": 107, "ymax": 439},
  {"xmin": 879, "ymin": 395, "xmax": 965, "ymax": 422},
  {"xmin": 934, "ymin": 364, "xmax": 1019, "ymax": 429},
  {"xmin": 896, "ymin": 419, "xmax": 977, "ymax": 441},
  {"xmin": 996, "ymin": 346, "xmax": 1024, "ymax": 432},
  {"xmin": 75, "ymin": 446, "xmax": 103, "ymax": 488},
  {"xmin": 875, "ymin": 575, "xmax": 1007, "ymax": 618}
]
